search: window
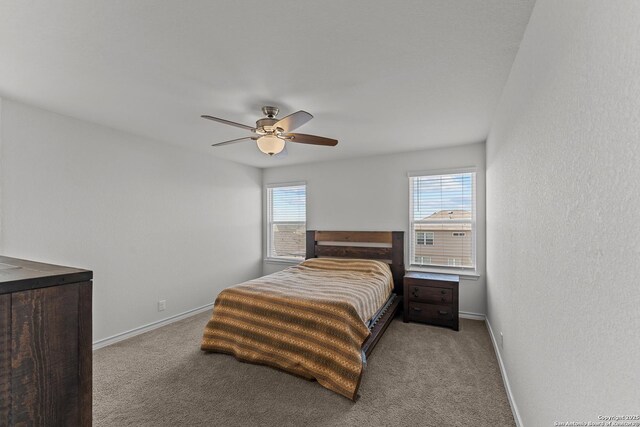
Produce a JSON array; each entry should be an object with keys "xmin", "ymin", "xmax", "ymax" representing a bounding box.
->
[
  {"xmin": 415, "ymin": 256, "xmax": 432, "ymax": 264},
  {"xmin": 416, "ymin": 231, "xmax": 434, "ymax": 245},
  {"xmin": 409, "ymin": 170, "xmax": 476, "ymax": 270},
  {"xmin": 266, "ymin": 183, "xmax": 306, "ymax": 260}
]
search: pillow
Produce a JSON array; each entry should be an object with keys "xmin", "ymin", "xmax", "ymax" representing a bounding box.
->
[{"xmin": 300, "ymin": 258, "xmax": 391, "ymax": 275}]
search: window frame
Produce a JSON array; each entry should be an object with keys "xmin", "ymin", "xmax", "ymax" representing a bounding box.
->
[
  {"xmin": 408, "ymin": 168, "xmax": 477, "ymax": 275},
  {"xmin": 264, "ymin": 181, "xmax": 307, "ymax": 263}
]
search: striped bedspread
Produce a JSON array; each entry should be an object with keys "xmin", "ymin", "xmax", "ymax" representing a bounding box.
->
[{"xmin": 200, "ymin": 258, "xmax": 394, "ymax": 400}]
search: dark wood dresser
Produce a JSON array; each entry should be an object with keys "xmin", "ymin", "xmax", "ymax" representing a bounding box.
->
[
  {"xmin": 0, "ymin": 256, "xmax": 93, "ymax": 426},
  {"xmin": 403, "ymin": 272, "xmax": 459, "ymax": 331}
]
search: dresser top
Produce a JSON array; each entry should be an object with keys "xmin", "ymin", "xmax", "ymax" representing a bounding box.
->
[
  {"xmin": 0, "ymin": 256, "xmax": 92, "ymax": 295},
  {"xmin": 404, "ymin": 271, "xmax": 459, "ymax": 282}
]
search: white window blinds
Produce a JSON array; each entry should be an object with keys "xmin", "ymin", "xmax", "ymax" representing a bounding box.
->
[
  {"xmin": 409, "ymin": 171, "xmax": 476, "ymax": 270},
  {"xmin": 266, "ymin": 183, "xmax": 306, "ymax": 259}
]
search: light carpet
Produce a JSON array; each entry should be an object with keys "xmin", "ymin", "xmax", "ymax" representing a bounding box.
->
[{"xmin": 94, "ymin": 312, "xmax": 515, "ymax": 426}]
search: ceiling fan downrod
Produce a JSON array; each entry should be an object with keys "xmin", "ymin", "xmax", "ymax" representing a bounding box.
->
[{"xmin": 261, "ymin": 106, "xmax": 279, "ymax": 119}]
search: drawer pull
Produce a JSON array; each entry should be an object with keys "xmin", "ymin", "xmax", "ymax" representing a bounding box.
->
[
  {"xmin": 412, "ymin": 307, "xmax": 422, "ymax": 312},
  {"xmin": 438, "ymin": 310, "xmax": 448, "ymax": 315},
  {"xmin": 441, "ymin": 290, "xmax": 446, "ymax": 294}
]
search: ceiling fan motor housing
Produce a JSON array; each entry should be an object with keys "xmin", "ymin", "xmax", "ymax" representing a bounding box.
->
[{"xmin": 255, "ymin": 117, "xmax": 279, "ymax": 134}]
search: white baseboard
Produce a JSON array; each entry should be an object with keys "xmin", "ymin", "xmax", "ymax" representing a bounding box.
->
[
  {"xmin": 485, "ymin": 318, "xmax": 523, "ymax": 427},
  {"xmin": 92, "ymin": 302, "xmax": 214, "ymax": 351},
  {"xmin": 459, "ymin": 311, "xmax": 486, "ymax": 321}
]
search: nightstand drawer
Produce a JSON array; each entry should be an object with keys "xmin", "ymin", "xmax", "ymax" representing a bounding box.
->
[
  {"xmin": 408, "ymin": 302, "xmax": 454, "ymax": 322},
  {"xmin": 408, "ymin": 285, "xmax": 452, "ymax": 304}
]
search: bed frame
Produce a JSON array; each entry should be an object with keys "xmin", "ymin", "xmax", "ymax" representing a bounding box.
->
[{"xmin": 305, "ymin": 230, "xmax": 404, "ymax": 357}]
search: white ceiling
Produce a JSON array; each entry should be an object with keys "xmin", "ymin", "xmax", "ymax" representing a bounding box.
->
[{"xmin": 0, "ymin": 1, "xmax": 535, "ymax": 168}]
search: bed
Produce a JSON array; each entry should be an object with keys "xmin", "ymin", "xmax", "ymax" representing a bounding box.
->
[{"xmin": 201, "ymin": 230, "xmax": 404, "ymax": 400}]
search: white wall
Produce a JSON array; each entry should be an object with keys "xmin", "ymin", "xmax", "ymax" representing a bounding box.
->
[
  {"xmin": 0, "ymin": 97, "xmax": 3, "ymax": 239},
  {"xmin": 263, "ymin": 143, "xmax": 487, "ymax": 316},
  {"xmin": 486, "ymin": 1, "xmax": 640, "ymax": 424},
  {"xmin": 0, "ymin": 99, "xmax": 262, "ymax": 342}
]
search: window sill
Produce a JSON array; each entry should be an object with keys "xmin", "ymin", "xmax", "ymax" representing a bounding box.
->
[
  {"xmin": 407, "ymin": 266, "xmax": 481, "ymax": 280},
  {"xmin": 263, "ymin": 257, "xmax": 303, "ymax": 265}
]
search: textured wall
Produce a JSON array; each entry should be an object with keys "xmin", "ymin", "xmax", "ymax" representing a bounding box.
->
[
  {"xmin": 486, "ymin": 1, "xmax": 640, "ymax": 424},
  {"xmin": 263, "ymin": 143, "xmax": 487, "ymax": 316},
  {"xmin": 0, "ymin": 99, "xmax": 263, "ymax": 341}
]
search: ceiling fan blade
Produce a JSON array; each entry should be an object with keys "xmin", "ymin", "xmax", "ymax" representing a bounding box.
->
[
  {"xmin": 211, "ymin": 136, "xmax": 257, "ymax": 147},
  {"xmin": 273, "ymin": 111, "xmax": 313, "ymax": 133},
  {"xmin": 284, "ymin": 133, "xmax": 338, "ymax": 146},
  {"xmin": 201, "ymin": 115, "xmax": 256, "ymax": 132}
]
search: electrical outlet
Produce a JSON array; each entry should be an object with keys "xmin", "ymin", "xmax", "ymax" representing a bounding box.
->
[
  {"xmin": 500, "ymin": 332, "xmax": 504, "ymax": 349},
  {"xmin": 158, "ymin": 300, "xmax": 166, "ymax": 312}
]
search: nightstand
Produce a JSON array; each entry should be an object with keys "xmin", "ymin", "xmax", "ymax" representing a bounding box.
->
[{"xmin": 403, "ymin": 272, "xmax": 459, "ymax": 331}]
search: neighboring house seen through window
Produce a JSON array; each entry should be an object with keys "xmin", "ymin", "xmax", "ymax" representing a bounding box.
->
[
  {"xmin": 409, "ymin": 171, "xmax": 476, "ymax": 271},
  {"xmin": 266, "ymin": 183, "xmax": 306, "ymax": 260}
]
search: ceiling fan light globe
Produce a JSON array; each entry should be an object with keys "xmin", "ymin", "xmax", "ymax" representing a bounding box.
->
[{"xmin": 257, "ymin": 135, "xmax": 285, "ymax": 155}]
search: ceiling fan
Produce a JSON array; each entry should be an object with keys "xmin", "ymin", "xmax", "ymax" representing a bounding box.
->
[{"xmin": 202, "ymin": 106, "xmax": 338, "ymax": 156}]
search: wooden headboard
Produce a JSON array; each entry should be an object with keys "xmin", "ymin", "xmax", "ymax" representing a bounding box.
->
[{"xmin": 305, "ymin": 230, "xmax": 405, "ymax": 295}]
